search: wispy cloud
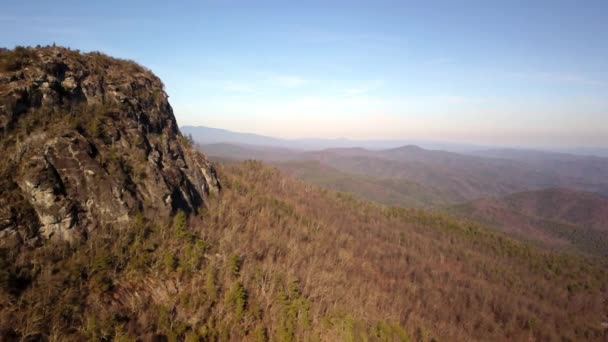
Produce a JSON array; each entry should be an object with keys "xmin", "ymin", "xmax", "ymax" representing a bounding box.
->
[
  {"xmin": 221, "ymin": 81, "xmax": 254, "ymax": 93},
  {"xmin": 293, "ymin": 29, "xmax": 400, "ymax": 44},
  {"xmin": 0, "ymin": 15, "xmax": 90, "ymax": 37},
  {"xmin": 0, "ymin": 15, "xmax": 79, "ymax": 23},
  {"xmin": 510, "ymin": 71, "xmax": 604, "ymax": 86},
  {"xmin": 423, "ymin": 57, "xmax": 451, "ymax": 66},
  {"xmin": 0, "ymin": 14, "xmax": 149, "ymax": 26},
  {"xmin": 213, "ymin": 75, "xmax": 312, "ymax": 93},
  {"xmin": 30, "ymin": 26, "xmax": 88, "ymax": 37},
  {"xmin": 345, "ymin": 80, "xmax": 385, "ymax": 96},
  {"xmin": 270, "ymin": 75, "xmax": 311, "ymax": 88}
]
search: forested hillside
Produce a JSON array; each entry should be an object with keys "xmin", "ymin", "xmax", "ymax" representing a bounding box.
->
[
  {"xmin": 3, "ymin": 161, "xmax": 607, "ymax": 340},
  {"xmin": 451, "ymin": 189, "xmax": 608, "ymax": 256}
]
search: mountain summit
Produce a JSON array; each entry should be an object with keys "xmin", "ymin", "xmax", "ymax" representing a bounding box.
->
[{"xmin": 0, "ymin": 46, "xmax": 219, "ymax": 245}]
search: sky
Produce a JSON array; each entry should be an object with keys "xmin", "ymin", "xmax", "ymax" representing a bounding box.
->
[{"xmin": 1, "ymin": 0, "xmax": 607, "ymax": 148}]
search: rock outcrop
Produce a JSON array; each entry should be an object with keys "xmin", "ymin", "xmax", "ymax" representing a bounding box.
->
[{"xmin": 0, "ymin": 46, "xmax": 219, "ymax": 244}]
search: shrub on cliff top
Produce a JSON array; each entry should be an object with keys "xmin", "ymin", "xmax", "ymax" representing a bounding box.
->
[{"xmin": 0, "ymin": 46, "xmax": 40, "ymax": 72}]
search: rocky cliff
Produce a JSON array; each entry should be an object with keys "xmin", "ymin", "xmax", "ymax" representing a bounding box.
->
[{"xmin": 0, "ymin": 46, "xmax": 219, "ymax": 245}]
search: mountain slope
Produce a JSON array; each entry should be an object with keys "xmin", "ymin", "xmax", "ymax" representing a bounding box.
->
[
  {"xmin": 451, "ymin": 189, "xmax": 608, "ymax": 255},
  {"xmin": 503, "ymin": 189, "xmax": 608, "ymax": 230},
  {"xmin": 276, "ymin": 160, "xmax": 452, "ymax": 208},
  {"xmin": 1, "ymin": 47, "xmax": 607, "ymax": 341},
  {"xmin": 183, "ymin": 125, "xmax": 490, "ymax": 151},
  {"xmin": 201, "ymin": 143, "xmax": 608, "ymax": 207},
  {"xmin": 201, "ymin": 142, "xmax": 300, "ymax": 162},
  {"xmin": 182, "ymin": 125, "xmax": 287, "ymax": 148},
  {"xmin": 305, "ymin": 146, "xmax": 608, "ymax": 201},
  {"xmin": 3, "ymin": 160, "xmax": 608, "ymax": 341},
  {"xmin": 202, "ymin": 144, "xmax": 457, "ymax": 207}
]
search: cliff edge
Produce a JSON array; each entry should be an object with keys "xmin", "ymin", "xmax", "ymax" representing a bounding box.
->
[{"xmin": 0, "ymin": 46, "xmax": 219, "ymax": 244}]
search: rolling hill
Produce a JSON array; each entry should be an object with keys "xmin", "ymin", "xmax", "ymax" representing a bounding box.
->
[
  {"xmin": 451, "ymin": 188, "xmax": 608, "ymax": 256},
  {"xmin": 201, "ymin": 143, "xmax": 301, "ymax": 162},
  {"xmin": 202, "ymin": 143, "xmax": 608, "ymax": 257},
  {"xmin": 200, "ymin": 143, "xmax": 608, "ymax": 204},
  {"xmin": 3, "ymin": 46, "xmax": 608, "ymax": 341},
  {"xmin": 276, "ymin": 160, "xmax": 453, "ymax": 208},
  {"xmin": 182, "ymin": 126, "xmax": 288, "ymax": 148},
  {"xmin": 182, "ymin": 125, "xmax": 490, "ymax": 152}
]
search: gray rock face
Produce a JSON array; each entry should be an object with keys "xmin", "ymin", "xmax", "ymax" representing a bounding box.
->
[{"xmin": 0, "ymin": 47, "xmax": 220, "ymax": 243}]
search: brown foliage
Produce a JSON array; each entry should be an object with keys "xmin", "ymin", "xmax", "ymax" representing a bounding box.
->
[
  {"xmin": 0, "ymin": 46, "xmax": 40, "ymax": 72},
  {"xmin": 1, "ymin": 161, "xmax": 607, "ymax": 341}
]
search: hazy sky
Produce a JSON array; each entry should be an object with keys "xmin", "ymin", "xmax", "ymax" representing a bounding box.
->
[{"xmin": 2, "ymin": 1, "xmax": 607, "ymax": 147}]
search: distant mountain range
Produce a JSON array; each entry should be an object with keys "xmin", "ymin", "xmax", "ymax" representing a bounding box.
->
[
  {"xmin": 181, "ymin": 125, "xmax": 497, "ymax": 152},
  {"xmin": 181, "ymin": 125, "xmax": 608, "ymax": 157},
  {"xmin": 192, "ymin": 128, "xmax": 608, "ymax": 255},
  {"xmin": 199, "ymin": 140, "xmax": 608, "ymax": 203}
]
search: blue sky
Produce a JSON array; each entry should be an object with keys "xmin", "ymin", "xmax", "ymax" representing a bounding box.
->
[{"xmin": 1, "ymin": 0, "xmax": 607, "ymax": 147}]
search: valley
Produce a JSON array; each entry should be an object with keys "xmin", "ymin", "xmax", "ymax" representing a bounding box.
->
[
  {"xmin": 196, "ymin": 137, "xmax": 608, "ymax": 256},
  {"xmin": 1, "ymin": 46, "xmax": 607, "ymax": 341}
]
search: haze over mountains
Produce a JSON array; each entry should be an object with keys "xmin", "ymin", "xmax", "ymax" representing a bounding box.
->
[
  {"xmin": 192, "ymin": 126, "xmax": 608, "ymax": 201},
  {"xmin": 189, "ymin": 126, "xmax": 608, "ymax": 255},
  {"xmin": 182, "ymin": 125, "xmax": 508, "ymax": 153},
  {"xmin": 182, "ymin": 125, "xmax": 608, "ymax": 157}
]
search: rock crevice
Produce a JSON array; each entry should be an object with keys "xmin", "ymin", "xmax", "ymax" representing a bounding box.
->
[{"xmin": 0, "ymin": 46, "xmax": 219, "ymax": 243}]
